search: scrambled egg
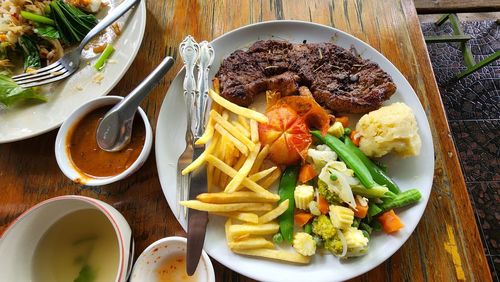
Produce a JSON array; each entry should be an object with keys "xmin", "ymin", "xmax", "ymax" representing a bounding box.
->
[{"xmin": 355, "ymin": 102, "xmax": 421, "ymax": 158}]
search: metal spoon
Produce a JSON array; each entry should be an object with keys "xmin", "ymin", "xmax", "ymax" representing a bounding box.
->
[{"xmin": 96, "ymin": 56, "xmax": 175, "ymax": 152}]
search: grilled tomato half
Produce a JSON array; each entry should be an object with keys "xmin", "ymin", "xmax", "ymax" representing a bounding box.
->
[{"xmin": 258, "ymin": 104, "xmax": 312, "ymax": 165}]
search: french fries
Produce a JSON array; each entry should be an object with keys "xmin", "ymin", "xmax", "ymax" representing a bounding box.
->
[
  {"xmin": 214, "ymin": 212, "xmax": 259, "ymax": 224},
  {"xmin": 225, "ymin": 143, "xmax": 261, "ymax": 193},
  {"xmin": 209, "ymin": 89, "xmax": 268, "ymax": 123},
  {"xmin": 228, "ymin": 237, "xmax": 274, "ymax": 250},
  {"xmin": 228, "ymin": 222, "xmax": 279, "ymax": 239},
  {"xmin": 233, "ymin": 249, "xmax": 311, "ymax": 264},
  {"xmin": 180, "ymin": 200, "xmax": 273, "ymax": 212},
  {"xmin": 258, "ymin": 199, "xmax": 289, "ymax": 224},
  {"xmin": 181, "ymin": 87, "xmax": 309, "ymax": 265},
  {"xmin": 197, "ymin": 192, "xmax": 279, "ymax": 203}
]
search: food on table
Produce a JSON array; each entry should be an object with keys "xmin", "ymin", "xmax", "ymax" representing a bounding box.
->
[
  {"xmin": 0, "ymin": 0, "xmax": 110, "ymax": 106},
  {"xmin": 180, "ymin": 38, "xmax": 425, "ymax": 264},
  {"xmin": 215, "ymin": 40, "xmax": 396, "ymax": 113},
  {"xmin": 32, "ymin": 209, "xmax": 119, "ymax": 282},
  {"xmin": 258, "ymin": 104, "xmax": 311, "ymax": 165},
  {"xmin": 355, "ymin": 102, "xmax": 422, "ymax": 158},
  {"xmin": 66, "ymin": 106, "xmax": 145, "ymax": 178}
]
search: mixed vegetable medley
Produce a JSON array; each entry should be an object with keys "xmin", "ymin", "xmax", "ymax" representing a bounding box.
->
[{"xmin": 259, "ymin": 94, "xmax": 422, "ymax": 259}]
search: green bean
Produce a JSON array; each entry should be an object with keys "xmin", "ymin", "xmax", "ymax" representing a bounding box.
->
[
  {"xmin": 368, "ymin": 202, "xmax": 383, "ymax": 217},
  {"xmin": 359, "ymin": 222, "xmax": 373, "ymax": 234},
  {"xmin": 20, "ymin": 11, "xmax": 55, "ymax": 25},
  {"xmin": 278, "ymin": 165, "xmax": 299, "ymax": 244},
  {"xmin": 351, "ymin": 184, "xmax": 389, "ymax": 198},
  {"xmin": 311, "ymin": 131, "xmax": 382, "ymax": 190},
  {"xmin": 344, "ymin": 127, "xmax": 352, "ymax": 136},
  {"xmin": 380, "ymin": 189, "xmax": 421, "ymax": 211},
  {"xmin": 344, "ymin": 138, "xmax": 401, "ymax": 194}
]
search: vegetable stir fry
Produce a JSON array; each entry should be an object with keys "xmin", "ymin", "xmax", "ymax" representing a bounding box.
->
[{"xmin": 0, "ymin": 0, "xmax": 102, "ymax": 106}]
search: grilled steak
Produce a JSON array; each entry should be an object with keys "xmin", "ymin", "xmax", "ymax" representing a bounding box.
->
[{"xmin": 215, "ymin": 40, "xmax": 396, "ymax": 113}]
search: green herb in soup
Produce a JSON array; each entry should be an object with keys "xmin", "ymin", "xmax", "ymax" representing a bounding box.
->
[{"xmin": 32, "ymin": 209, "xmax": 119, "ymax": 282}]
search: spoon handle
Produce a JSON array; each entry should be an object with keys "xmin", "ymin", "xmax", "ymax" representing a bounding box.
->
[{"xmin": 118, "ymin": 56, "xmax": 175, "ymax": 118}]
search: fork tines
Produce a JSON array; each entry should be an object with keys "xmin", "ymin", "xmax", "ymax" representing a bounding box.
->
[{"xmin": 12, "ymin": 62, "xmax": 70, "ymax": 88}]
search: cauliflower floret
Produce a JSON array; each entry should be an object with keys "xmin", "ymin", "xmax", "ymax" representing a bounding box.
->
[
  {"xmin": 307, "ymin": 145, "xmax": 337, "ymax": 170},
  {"xmin": 327, "ymin": 121, "xmax": 344, "ymax": 137},
  {"xmin": 312, "ymin": 215, "xmax": 336, "ymax": 240},
  {"xmin": 329, "ymin": 205, "xmax": 354, "ymax": 230},
  {"xmin": 294, "ymin": 185, "xmax": 314, "ymax": 210},
  {"xmin": 356, "ymin": 102, "xmax": 421, "ymax": 158},
  {"xmin": 293, "ymin": 232, "xmax": 317, "ymax": 256},
  {"xmin": 344, "ymin": 227, "xmax": 369, "ymax": 257}
]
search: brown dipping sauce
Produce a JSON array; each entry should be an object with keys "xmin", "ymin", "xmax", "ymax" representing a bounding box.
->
[{"xmin": 67, "ymin": 106, "xmax": 145, "ymax": 178}]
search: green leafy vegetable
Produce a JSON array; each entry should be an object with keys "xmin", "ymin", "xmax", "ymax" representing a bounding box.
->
[
  {"xmin": 35, "ymin": 25, "xmax": 60, "ymax": 40},
  {"xmin": 73, "ymin": 264, "xmax": 96, "ymax": 282},
  {"xmin": 18, "ymin": 35, "xmax": 41, "ymax": 71},
  {"xmin": 50, "ymin": 0, "xmax": 97, "ymax": 44},
  {"xmin": 0, "ymin": 75, "xmax": 46, "ymax": 106}
]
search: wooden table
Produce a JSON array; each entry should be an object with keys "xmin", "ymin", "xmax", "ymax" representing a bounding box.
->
[{"xmin": 0, "ymin": 0, "xmax": 492, "ymax": 281}]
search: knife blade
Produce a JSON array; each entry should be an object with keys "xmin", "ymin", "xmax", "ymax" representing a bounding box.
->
[
  {"xmin": 186, "ymin": 145, "xmax": 208, "ymax": 276},
  {"xmin": 186, "ymin": 41, "xmax": 214, "ymax": 276}
]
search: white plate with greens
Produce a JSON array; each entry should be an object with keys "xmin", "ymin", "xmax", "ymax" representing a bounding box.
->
[
  {"xmin": 155, "ymin": 20, "xmax": 434, "ymax": 282},
  {"xmin": 0, "ymin": 0, "xmax": 146, "ymax": 143}
]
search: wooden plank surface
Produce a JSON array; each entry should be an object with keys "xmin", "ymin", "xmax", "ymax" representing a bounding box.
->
[
  {"xmin": 0, "ymin": 0, "xmax": 492, "ymax": 281},
  {"xmin": 414, "ymin": 0, "xmax": 500, "ymax": 13}
]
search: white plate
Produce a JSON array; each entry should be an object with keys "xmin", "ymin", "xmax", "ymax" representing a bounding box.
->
[
  {"xmin": 0, "ymin": 0, "xmax": 146, "ymax": 143},
  {"xmin": 155, "ymin": 20, "xmax": 434, "ymax": 282}
]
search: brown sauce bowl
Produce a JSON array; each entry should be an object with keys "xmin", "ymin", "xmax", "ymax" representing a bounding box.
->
[{"xmin": 55, "ymin": 96, "xmax": 153, "ymax": 186}]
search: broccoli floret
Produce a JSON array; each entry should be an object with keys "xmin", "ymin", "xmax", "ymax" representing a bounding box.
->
[
  {"xmin": 317, "ymin": 180, "xmax": 341, "ymax": 205},
  {"xmin": 312, "ymin": 215, "xmax": 336, "ymax": 240},
  {"xmin": 324, "ymin": 236, "xmax": 344, "ymax": 256}
]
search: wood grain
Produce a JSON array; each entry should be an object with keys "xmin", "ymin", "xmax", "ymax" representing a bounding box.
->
[
  {"xmin": 414, "ymin": 0, "xmax": 500, "ymax": 13},
  {"xmin": 0, "ymin": 0, "xmax": 491, "ymax": 281}
]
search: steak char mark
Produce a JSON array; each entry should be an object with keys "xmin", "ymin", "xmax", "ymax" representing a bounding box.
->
[{"xmin": 215, "ymin": 40, "xmax": 396, "ymax": 113}]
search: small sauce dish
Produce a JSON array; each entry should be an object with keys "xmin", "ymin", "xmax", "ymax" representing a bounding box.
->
[
  {"xmin": 130, "ymin": 236, "xmax": 215, "ymax": 282},
  {"xmin": 0, "ymin": 195, "xmax": 133, "ymax": 282},
  {"xmin": 55, "ymin": 96, "xmax": 152, "ymax": 186}
]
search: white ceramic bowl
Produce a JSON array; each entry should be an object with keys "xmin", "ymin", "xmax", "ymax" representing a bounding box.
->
[
  {"xmin": 130, "ymin": 237, "xmax": 215, "ymax": 282},
  {"xmin": 0, "ymin": 195, "xmax": 133, "ymax": 282},
  {"xmin": 55, "ymin": 95, "xmax": 152, "ymax": 186}
]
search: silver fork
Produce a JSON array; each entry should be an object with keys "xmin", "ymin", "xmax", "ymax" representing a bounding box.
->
[
  {"xmin": 12, "ymin": 0, "xmax": 141, "ymax": 88},
  {"xmin": 177, "ymin": 36, "xmax": 200, "ymax": 219}
]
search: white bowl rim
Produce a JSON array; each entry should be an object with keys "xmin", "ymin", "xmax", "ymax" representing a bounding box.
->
[
  {"xmin": 54, "ymin": 95, "xmax": 153, "ymax": 186},
  {"xmin": 132, "ymin": 236, "xmax": 215, "ymax": 282},
  {"xmin": 0, "ymin": 195, "xmax": 128, "ymax": 282}
]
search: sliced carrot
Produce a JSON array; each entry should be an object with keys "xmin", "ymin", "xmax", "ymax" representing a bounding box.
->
[
  {"xmin": 353, "ymin": 198, "xmax": 368, "ymax": 219},
  {"xmin": 298, "ymin": 163, "xmax": 317, "ymax": 184},
  {"xmin": 378, "ymin": 209, "xmax": 404, "ymax": 233},
  {"xmin": 318, "ymin": 196, "xmax": 329, "ymax": 214},
  {"xmin": 294, "ymin": 212, "xmax": 313, "ymax": 227},
  {"xmin": 350, "ymin": 130, "xmax": 361, "ymax": 147},
  {"xmin": 336, "ymin": 116, "xmax": 349, "ymax": 128}
]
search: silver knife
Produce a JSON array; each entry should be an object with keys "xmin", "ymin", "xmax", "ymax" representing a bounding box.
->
[{"xmin": 186, "ymin": 41, "xmax": 215, "ymax": 276}]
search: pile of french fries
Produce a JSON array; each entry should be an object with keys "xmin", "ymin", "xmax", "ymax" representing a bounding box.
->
[{"xmin": 180, "ymin": 86, "xmax": 310, "ymax": 264}]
